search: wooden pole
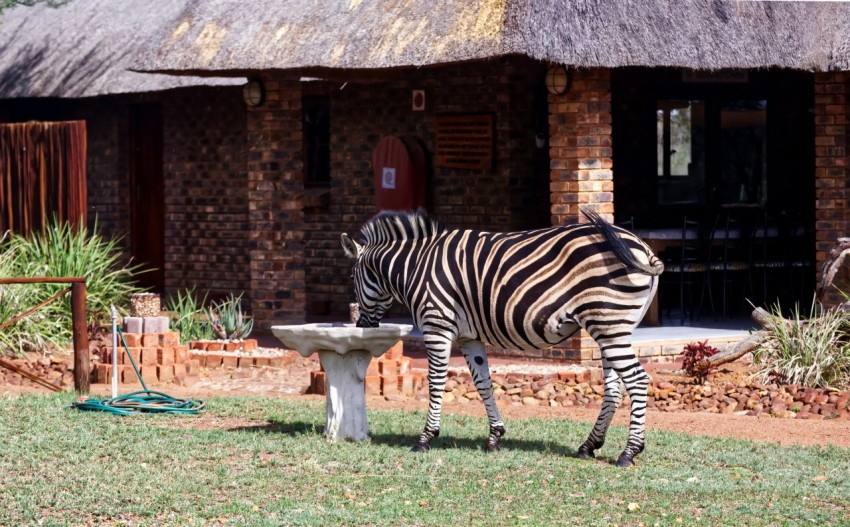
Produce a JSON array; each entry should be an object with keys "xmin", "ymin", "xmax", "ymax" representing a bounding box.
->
[{"xmin": 71, "ymin": 281, "xmax": 89, "ymax": 394}]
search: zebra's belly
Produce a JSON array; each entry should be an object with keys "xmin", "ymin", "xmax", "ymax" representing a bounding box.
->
[{"xmin": 458, "ymin": 315, "xmax": 579, "ymax": 351}]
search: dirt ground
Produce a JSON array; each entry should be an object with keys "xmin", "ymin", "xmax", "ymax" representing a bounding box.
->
[{"xmin": 45, "ymin": 355, "xmax": 848, "ymax": 449}]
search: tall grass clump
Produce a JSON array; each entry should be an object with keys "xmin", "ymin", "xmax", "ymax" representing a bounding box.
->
[
  {"xmin": 753, "ymin": 296, "xmax": 850, "ymax": 389},
  {"xmin": 163, "ymin": 288, "xmax": 215, "ymax": 343},
  {"xmin": 0, "ymin": 220, "xmax": 147, "ymax": 354}
]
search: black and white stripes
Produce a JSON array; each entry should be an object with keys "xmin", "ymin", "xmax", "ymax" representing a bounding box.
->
[{"xmin": 341, "ymin": 209, "xmax": 663, "ymax": 466}]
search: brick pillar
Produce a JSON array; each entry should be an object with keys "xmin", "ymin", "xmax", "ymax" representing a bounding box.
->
[
  {"xmin": 247, "ymin": 77, "xmax": 305, "ymax": 329},
  {"xmin": 547, "ymin": 67, "xmax": 613, "ymax": 363},
  {"xmin": 814, "ymin": 72, "xmax": 850, "ymax": 307},
  {"xmin": 549, "ymin": 67, "xmax": 614, "ymax": 226}
]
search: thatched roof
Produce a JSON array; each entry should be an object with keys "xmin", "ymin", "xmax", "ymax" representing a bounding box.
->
[
  {"xmin": 0, "ymin": 0, "xmax": 243, "ymax": 99},
  {"xmin": 134, "ymin": 0, "xmax": 850, "ymax": 75}
]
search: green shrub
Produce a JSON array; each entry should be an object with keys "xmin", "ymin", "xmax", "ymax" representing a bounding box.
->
[
  {"xmin": 163, "ymin": 288, "xmax": 215, "ymax": 343},
  {"xmin": 0, "ymin": 220, "xmax": 147, "ymax": 354},
  {"xmin": 753, "ymin": 297, "xmax": 850, "ymax": 389},
  {"xmin": 206, "ymin": 293, "xmax": 253, "ymax": 340}
]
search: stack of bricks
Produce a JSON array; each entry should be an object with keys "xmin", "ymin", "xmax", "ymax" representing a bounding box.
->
[
  {"xmin": 188, "ymin": 339, "xmax": 293, "ymax": 369},
  {"xmin": 308, "ymin": 341, "xmax": 425, "ymax": 397},
  {"xmin": 90, "ymin": 316, "xmax": 199, "ymax": 387}
]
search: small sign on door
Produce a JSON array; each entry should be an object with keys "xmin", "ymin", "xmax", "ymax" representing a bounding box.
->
[{"xmin": 381, "ymin": 167, "xmax": 396, "ymax": 189}]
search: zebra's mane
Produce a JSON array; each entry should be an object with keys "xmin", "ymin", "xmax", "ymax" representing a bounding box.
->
[{"xmin": 359, "ymin": 210, "xmax": 445, "ymax": 245}]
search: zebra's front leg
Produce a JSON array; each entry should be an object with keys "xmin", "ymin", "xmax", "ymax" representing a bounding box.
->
[
  {"xmin": 412, "ymin": 333, "xmax": 453, "ymax": 453},
  {"xmin": 459, "ymin": 340, "xmax": 505, "ymax": 452},
  {"xmin": 577, "ymin": 363, "xmax": 623, "ymax": 460}
]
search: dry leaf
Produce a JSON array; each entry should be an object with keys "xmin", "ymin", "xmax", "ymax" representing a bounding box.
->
[{"xmin": 627, "ymin": 502, "xmax": 641, "ymax": 512}]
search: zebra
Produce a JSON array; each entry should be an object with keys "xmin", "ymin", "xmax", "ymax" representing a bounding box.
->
[{"xmin": 340, "ymin": 209, "xmax": 664, "ymax": 467}]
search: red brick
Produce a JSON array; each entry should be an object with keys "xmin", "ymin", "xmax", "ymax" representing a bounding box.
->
[
  {"xmin": 381, "ymin": 373, "xmax": 399, "ymax": 396},
  {"xmin": 207, "ymin": 354, "xmax": 222, "ymax": 368},
  {"xmin": 412, "ymin": 372, "xmax": 425, "ymax": 392},
  {"xmin": 221, "ymin": 355, "xmax": 238, "ymax": 368},
  {"xmin": 126, "ymin": 347, "xmax": 143, "ymax": 367},
  {"xmin": 157, "ymin": 365, "xmax": 174, "ymax": 382},
  {"xmin": 253, "ymin": 357, "xmax": 270, "ymax": 367},
  {"xmin": 378, "ymin": 359, "xmax": 397, "ymax": 375},
  {"xmin": 186, "ymin": 359, "xmax": 200, "ymax": 376},
  {"xmin": 121, "ymin": 333, "xmax": 142, "ymax": 347},
  {"xmin": 267, "ymin": 357, "xmax": 283, "ymax": 368},
  {"xmin": 173, "ymin": 363, "xmax": 187, "ymax": 377},
  {"xmin": 141, "ymin": 334, "xmax": 159, "ymax": 348},
  {"xmin": 206, "ymin": 342, "xmax": 224, "ymax": 352},
  {"xmin": 158, "ymin": 332, "xmax": 179, "ymax": 347},
  {"xmin": 365, "ymin": 375, "xmax": 381, "ymax": 395},
  {"xmin": 92, "ymin": 364, "xmax": 110, "ymax": 384},
  {"xmin": 398, "ymin": 357, "xmax": 412, "ymax": 375},
  {"xmin": 174, "ymin": 345, "xmax": 189, "ymax": 363},
  {"xmin": 188, "ymin": 340, "xmax": 205, "ymax": 351},
  {"xmin": 140, "ymin": 348, "xmax": 157, "ymax": 366},
  {"xmin": 385, "ymin": 341, "xmax": 403, "ymax": 360},
  {"xmin": 225, "ymin": 342, "xmax": 240, "ymax": 352},
  {"xmin": 243, "ymin": 339, "xmax": 258, "ymax": 351},
  {"xmin": 157, "ymin": 347, "xmax": 174, "ymax": 366},
  {"xmin": 367, "ymin": 359, "xmax": 379, "ymax": 375},
  {"xmin": 311, "ymin": 371, "xmax": 326, "ymax": 395},
  {"xmin": 237, "ymin": 357, "xmax": 252, "ymax": 369},
  {"xmin": 122, "ymin": 366, "xmax": 141, "ymax": 386},
  {"xmin": 400, "ymin": 373, "xmax": 414, "ymax": 395}
]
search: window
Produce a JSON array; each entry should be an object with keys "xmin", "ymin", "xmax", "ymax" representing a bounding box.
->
[
  {"xmin": 303, "ymin": 96, "xmax": 330, "ymax": 186},
  {"xmin": 657, "ymin": 100, "xmax": 705, "ymax": 204}
]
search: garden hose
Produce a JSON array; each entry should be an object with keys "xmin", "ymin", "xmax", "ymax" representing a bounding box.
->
[{"xmin": 70, "ymin": 326, "xmax": 205, "ymax": 415}]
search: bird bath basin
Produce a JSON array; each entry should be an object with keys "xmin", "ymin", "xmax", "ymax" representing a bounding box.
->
[{"xmin": 271, "ymin": 322, "xmax": 413, "ymax": 441}]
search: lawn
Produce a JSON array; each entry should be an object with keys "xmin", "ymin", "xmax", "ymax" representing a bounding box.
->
[{"xmin": 1, "ymin": 394, "xmax": 848, "ymax": 526}]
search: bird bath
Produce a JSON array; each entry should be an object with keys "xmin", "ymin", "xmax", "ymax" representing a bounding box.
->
[{"xmin": 271, "ymin": 322, "xmax": 413, "ymax": 441}]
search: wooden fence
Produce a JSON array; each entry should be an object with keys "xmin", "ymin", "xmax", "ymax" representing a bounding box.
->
[{"xmin": 0, "ymin": 121, "xmax": 87, "ymax": 236}]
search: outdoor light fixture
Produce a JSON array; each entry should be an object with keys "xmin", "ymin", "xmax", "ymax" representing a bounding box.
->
[
  {"xmin": 242, "ymin": 79, "xmax": 265, "ymax": 107},
  {"xmin": 545, "ymin": 64, "xmax": 571, "ymax": 95}
]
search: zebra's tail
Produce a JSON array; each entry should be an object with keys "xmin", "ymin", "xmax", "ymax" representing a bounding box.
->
[{"xmin": 582, "ymin": 208, "xmax": 664, "ymax": 276}]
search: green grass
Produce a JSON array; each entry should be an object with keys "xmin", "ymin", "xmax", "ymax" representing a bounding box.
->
[{"xmin": 1, "ymin": 395, "xmax": 848, "ymax": 526}]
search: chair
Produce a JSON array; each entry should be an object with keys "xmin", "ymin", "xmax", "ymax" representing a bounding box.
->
[
  {"xmin": 706, "ymin": 213, "xmax": 751, "ymax": 320},
  {"xmin": 658, "ymin": 217, "xmax": 707, "ymax": 325},
  {"xmin": 748, "ymin": 213, "xmax": 785, "ymax": 308},
  {"xmin": 785, "ymin": 214, "xmax": 816, "ymax": 305}
]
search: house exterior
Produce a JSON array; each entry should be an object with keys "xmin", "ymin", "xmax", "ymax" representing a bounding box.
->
[
  {"xmin": 0, "ymin": 0, "xmax": 246, "ymax": 293},
  {"xmin": 4, "ymin": 0, "xmax": 850, "ymax": 360}
]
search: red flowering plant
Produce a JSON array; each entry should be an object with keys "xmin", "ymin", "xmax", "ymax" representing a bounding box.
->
[{"xmin": 681, "ymin": 340, "xmax": 721, "ymax": 384}]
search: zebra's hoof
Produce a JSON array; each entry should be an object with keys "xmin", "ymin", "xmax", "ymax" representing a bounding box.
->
[
  {"xmin": 411, "ymin": 442, "xmax": 431, "ymax": 453},
  {"xmin": 575, "ymin": 445, "xmax": 595, "ymax": 459},
  {"xmin": 485, "ymin": 441, "xmax": 501, "ymax": 453},
  {"xmin": 615, "ymin": 453, "xmax": 635, "ymax": 468}
]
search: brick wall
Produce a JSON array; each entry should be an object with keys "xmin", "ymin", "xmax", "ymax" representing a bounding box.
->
[
  {"xmin": 161, "ymin": 87, "xmax": 251, "ymax": 297},
  {"xmin": 306, "ymin": 57, "xmax": 549, "ymax": 316},
  {"xmin": 247, "ymin": 77, "xmax": 305, "ymax": 327},
  {"xmin": 549, "ymin": 68, "xmax": 614, "ymax": 225},
  {"xmin": 542, "ymin": 67, "xmax": 614, "ymax": 361},
  {"xmin": 814, "ymin": 72, "xmax": 850, "ymax": 306}
]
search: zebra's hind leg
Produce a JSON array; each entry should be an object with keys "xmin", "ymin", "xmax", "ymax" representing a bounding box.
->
[
  {"xmin": 613, "ymin": 357, "xmax": 650, "ymax": 467},
  {"xmin": 412, "ymin": 332, "xmax": 453, "ymax": 453},
  {"xmin": 577, "ymin": 363, "xmax": 624, "ymax": 460},
  {"xmin": 459, "ymin": 340, "xmax": 505, "ymax": 452}
]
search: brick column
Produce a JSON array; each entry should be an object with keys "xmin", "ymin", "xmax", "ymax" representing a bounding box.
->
[
  {"xmin": 547, "ymin": 67, "xmax": 613, "ymax": 363},
  {"xmin": 247, "ymin": 77, "xmax": 305, "ymax": 329},
  {"xmin": 814, "ymin": 73, "xmax": 850, "ymax": 306},
  {"xmin": 549, "ymin": 67, "xmax": 614, "ymax": 225}
]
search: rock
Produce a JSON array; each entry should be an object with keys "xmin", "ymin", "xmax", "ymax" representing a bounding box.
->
[
  {"xmin": 522, "ymin": 396, "xmax": 541, "ymax": 406},
  {"xmin": 443, "ymin": 392, "xmax": 455, "ymax": 403}
]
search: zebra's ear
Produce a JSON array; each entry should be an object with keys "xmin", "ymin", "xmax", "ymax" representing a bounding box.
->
[{"xmin": 340, "ymin": 233, "xmax": 362, "ymax": 259}]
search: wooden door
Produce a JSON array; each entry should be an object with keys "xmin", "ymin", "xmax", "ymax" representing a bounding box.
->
[{"xmin": 129, "ymin": 104, "xmax": 164, "ymax": 291}]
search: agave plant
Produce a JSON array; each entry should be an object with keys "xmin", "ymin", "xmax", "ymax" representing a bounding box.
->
[
  {"xmin": 163, "ymin": 288, "xmax": 215, "ymax": 343},
  {"xmin": 206, "ymin": 293, "xmax": 253, "ymax": 340}
]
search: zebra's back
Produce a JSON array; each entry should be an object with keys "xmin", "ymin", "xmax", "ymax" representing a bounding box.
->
[{"xmin": 408, "ymin": 223, "xmax": 657, "ymax": 350}]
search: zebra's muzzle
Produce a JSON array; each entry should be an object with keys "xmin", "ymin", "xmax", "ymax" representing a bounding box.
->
[{"xmin": 356, "ymin": 315, "xmax": 380, "ymax": 328}]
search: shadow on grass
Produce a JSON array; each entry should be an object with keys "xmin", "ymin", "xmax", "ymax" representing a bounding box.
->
[{"xmin": 229, "ymin": 419, "xmax": 607, "ymax": 460}]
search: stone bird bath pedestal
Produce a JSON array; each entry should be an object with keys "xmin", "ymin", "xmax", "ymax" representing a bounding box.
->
[{"xmin": 271, "ymin": 322, "xmax": 413, "ymax": 441}]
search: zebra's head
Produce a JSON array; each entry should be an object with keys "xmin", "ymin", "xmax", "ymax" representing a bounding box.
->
[{"xmin": 341, "ymin": 232, "xmax": 393, "ymax": 328}]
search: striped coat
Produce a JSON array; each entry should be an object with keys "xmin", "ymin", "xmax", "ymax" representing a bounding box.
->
[{"xmin": 342, "ymin": 210, "xmax": 663, "ymax": 466}]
